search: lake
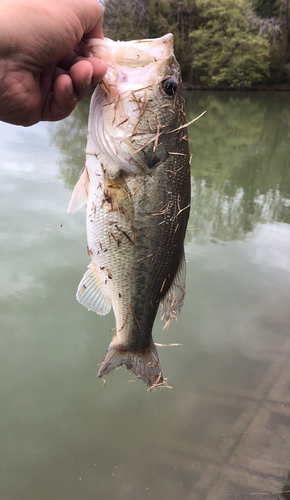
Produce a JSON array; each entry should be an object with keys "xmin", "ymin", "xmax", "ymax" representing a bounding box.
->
[{"xmin": 1, "ymin": 91, "xmax": 290, "ymax": 500}]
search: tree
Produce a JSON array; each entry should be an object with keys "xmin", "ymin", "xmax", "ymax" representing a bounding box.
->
[
  {"xmin": 254, "ymin": 0, "xmax": 290, "ymax": 78},
  {"xmin": 103, "ymin": 0, "xmax": 150, "ymax": 40},
  {"xmin": 284, "ymin": 0, "xmax": 290, "ymax": 64},
  {"xmin": 102, "ymin": 0, "xmax": 198, "ymax": 80},
  {"xmin": 253, "ymin": 0, "xmax": 279, "ymax": 18},
  {"xmin": 102, "ymin": 0, "xmax": 289, "ymax": 87},
  {"xmin": 190, "ymin": 0, "xmax": 271, "ymax": 88}
]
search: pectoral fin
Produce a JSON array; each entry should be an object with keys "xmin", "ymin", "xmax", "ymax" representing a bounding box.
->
[
  {"xmin": 68, "ymin": 167, "xmax": 89, "ymax": 214},
  {"xmin": 160, "ymin": 253, "xmax": 186, "ymax": 324},
  {"xmin": 76, "ymin": 262, "xmax": 111, "ymax": 315}
]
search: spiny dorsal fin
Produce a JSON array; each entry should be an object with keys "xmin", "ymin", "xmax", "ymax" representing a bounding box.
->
[
  {"xmin": 76, "ymin": 262, "xmax": 111, "ymax": 315},
  {"xmin": 160, "ymin": 253, "xmax": 186, "ymax": 324},
  {"xmin": 68, "ymin": 167, "xmax": 89, "ymax": 215}
]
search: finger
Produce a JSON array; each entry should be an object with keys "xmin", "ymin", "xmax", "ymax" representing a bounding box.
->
[
  {"xmin": 69, "ymin": 59, "xmax": 106, "ymax": 100},
  {"xmin": 57, "ymin": 52, "xmax": 78, "ymax": 72},
  {"xmin": 57, "ymin": 51, "xmax": 87, "ymax": 71},
  {"xmin": 42, "ymin": 73, "xmax": 77, "ymax": 122},
  {"xmin": 86, "ymin": 57, "xmax": 107, "ymax": 86},
  {"xmin": 53, "ymin": 66, "xmax": 66, "ymax": 83},
  {"xmin": 68, "ymin": 60, "xmax": 93, "ymax": 101},
  {"xmin": 58, "ymin": 53, "xmax": 107, "ymax": 84}
]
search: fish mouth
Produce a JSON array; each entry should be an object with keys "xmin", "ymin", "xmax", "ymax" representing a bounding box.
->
[
  {"xmin": 82, "ymin": 34, "xmax": 175, "ymax": 94},
  {"xmin": 82, "ymin": 33, "xmax": 174, "ymax": 68}
]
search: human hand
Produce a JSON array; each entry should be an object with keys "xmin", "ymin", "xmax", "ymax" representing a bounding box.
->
[{"xmin": 0, "ymin": 0, "xmax": 107, "ymax": 126}]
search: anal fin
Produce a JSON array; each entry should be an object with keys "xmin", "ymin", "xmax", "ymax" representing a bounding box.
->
[
  {"xmin": 160, "ymin": 252, "xmax": 186, "ymax": 324},
  {"xmin": 76, "ymin": 262, "xmax": 111, "ymax": 315}
]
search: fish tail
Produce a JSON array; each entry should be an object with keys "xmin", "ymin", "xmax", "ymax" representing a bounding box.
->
[{"xmin": 98, "ymin": 342, "xmax": 163, "ymax": 388}]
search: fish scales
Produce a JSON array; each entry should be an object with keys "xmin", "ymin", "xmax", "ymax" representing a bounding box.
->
[{"xmin": 68, "ymin": 34, "xmax": 190, "ymax": 388}]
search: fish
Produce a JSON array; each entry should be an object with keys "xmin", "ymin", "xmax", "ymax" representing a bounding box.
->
[{"xmin": 68, "ymin": 33, "xmax": 191, "ymax": 388}]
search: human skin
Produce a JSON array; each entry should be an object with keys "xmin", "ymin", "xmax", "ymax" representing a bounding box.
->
[{"xmin": 0, "ymin": 0, "xmax": 107, "ymax": 126}]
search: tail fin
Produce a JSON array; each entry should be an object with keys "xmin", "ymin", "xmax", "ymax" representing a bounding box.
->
[{"xmin": 98, "ymin": 342, "xmax": 163, "ymax": 388}]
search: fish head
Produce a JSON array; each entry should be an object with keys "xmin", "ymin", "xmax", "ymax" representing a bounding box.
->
[{"xmin": 83, "ymin": 34, "xmax": 186, "ymax": 177}]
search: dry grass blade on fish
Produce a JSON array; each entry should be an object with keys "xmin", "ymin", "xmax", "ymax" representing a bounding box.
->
[{"xmin": 166, "ymin": 110, "xmax": 207, "ymax": 135}]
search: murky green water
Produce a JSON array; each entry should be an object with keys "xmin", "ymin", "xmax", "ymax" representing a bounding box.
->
[{"xmin": 1, "ymin": 91, "xmax": 290, "ymax": 500}]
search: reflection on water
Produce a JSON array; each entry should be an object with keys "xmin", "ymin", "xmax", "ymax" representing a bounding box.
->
[
  {"xmin": 1, "ymin": 91, "xmax": 290, "ymax": 500},
  {"xmin": 187, "ymin": 92, "xmax": 290, "ymax": 244}
]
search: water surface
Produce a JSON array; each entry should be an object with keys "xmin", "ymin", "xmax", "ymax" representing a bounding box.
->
[{"xmin": 1, "ymin": 91, "xmax": 290, "ymax": 500}]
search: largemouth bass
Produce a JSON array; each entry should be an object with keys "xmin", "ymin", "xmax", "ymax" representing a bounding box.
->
[{"xmin": 68, "ymin": 34, "xmax": 190, "ymax": 388}]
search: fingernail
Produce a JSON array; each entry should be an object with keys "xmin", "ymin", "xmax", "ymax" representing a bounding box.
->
[
  {"xmin": 66, "ymin": 80, "xmax": 74, "ymax": 95},
  {"xmin": 84, "ymin": 67, "xmax": 93, "ymax": 87}
]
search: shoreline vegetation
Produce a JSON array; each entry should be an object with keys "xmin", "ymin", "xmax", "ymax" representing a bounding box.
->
[
  {"xmin": 102, "ymin": 0, "xmax": 290, "ymax": 90},
  {"xmin": 182, "ymin": 82, "xmax": 290, "ymax": 90}
]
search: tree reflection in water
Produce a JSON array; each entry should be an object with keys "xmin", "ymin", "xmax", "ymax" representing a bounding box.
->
[
  {"xmin": 186, "ymin": 91, "xmax": 290, "ymax": 244},
  {"xmin": 50, "ymin": 90, "xmax": 290, "ymax": 244}
]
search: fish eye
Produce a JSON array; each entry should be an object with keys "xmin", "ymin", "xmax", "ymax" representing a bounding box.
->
[{"xmin": 161, "ymin": 78, "xmax": 178, "ymax": 97}]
